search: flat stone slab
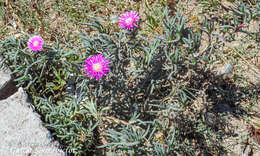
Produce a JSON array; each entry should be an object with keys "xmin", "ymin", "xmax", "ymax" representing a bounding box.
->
[{"xmin": 0, "ymin": 88, "xmax": 64, "ymax": 156}]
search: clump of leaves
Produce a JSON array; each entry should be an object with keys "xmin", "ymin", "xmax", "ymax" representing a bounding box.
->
[
  {"xmin": 0, "ymin": 35, "xmax": 99, "ymax": 154},
  {"xmin": 75, "ymin": 7, "xmax": 225, "ymax": 155}
]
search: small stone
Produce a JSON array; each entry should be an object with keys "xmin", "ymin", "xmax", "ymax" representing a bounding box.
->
[
  {"xmin": 110, "ymin": 15, "xmax": 118, "ymax": 23},
  {"xmin": 217, "ymin": 63, "xmax": 233, "ymax": 76},
  {"xmin": 96, "ymin": 16, "xmax": 105, "ymax": 23}
]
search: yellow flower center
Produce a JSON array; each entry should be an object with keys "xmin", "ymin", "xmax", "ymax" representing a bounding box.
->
[
  {"xmin": 33, "ymin": 41, "xmax": 39, "ymax": 46},
  {"xmin": 125, "ymin": 17, "xmax": 133, "ymax": 25},
  {"xmin": 93, "ymin": 63, "xmax": 102, "ymax": 71}
]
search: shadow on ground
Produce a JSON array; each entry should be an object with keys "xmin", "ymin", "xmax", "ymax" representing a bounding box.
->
[{"xmin": 89, "ymin": 60, "xmax": 260, "ymax": 155}]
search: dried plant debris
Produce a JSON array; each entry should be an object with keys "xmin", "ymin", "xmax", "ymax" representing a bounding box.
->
[{"xmin": 249, "ymin": 125, "xmax": 260, "ymax": 144}]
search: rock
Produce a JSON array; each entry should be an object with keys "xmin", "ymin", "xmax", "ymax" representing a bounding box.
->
[
  {"xmin": 0, "ymin": 88, "xmax": 64, "ymax": 155},
  {"xmin": 0, "ymin": 57, "xmax": 11, "ymax": 88},
  {"xmin": 0, "ymin": 62, "xmax": 17, "ymax": 100},
  {"xmin": 242, "ymin": 145, "xmax": 252, "ymax": 156},
  {"xmin": 110, "ymin": 15, "xmax": 118, "ymax": 23},
  {"xmin": 217, "ymin": 63, "xmax": 233, "ymax": 76},
  {"xmin": 0, "ymin": 70, "xmax": 11, "ymax": 90}
]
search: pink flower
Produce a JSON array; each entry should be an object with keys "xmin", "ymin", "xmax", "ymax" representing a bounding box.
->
[
  {"xmin": 27, "ymin": 36, "xmax": 43, "ymax": 51},
  {"xmin": 83, "ymin": 54, "xmax": 110, "ymax": 80},
  {"xmin": 118, "ymin": 11, "xmax": 140, "ymax": 30}
]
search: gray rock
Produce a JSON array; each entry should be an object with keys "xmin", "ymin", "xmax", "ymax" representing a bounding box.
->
[
  {"xmin": 0, "ymin": 78, "xmax": 17, "ymax": 100},
  {"xmin": 241, "ymin": 145, "xmax": 252, "ymax": 156},
  {"xmin": 0, "ymin": 88, "xmax": 64, "ymax": 155},
  {"xmin": 0, "ymin": 58, "xmax": 17, "ymax": 100},
  {"xmin": 217, "ymin": 63, "xmax": 233, "ymax": 76},
  {"xmin": 110, "ymin": 15, "xmax": 118, "ymax": 23},
  {"xmin": 0, "ymin": 70, "xmax": 11, "ymax": 90},
  {"xmin": 0, "ymin": 57, "xmax": 11, "ymax": 89}
]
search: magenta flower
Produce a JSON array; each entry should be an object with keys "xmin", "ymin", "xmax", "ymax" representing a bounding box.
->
[
  {"xmin": 83, "ymin": 54, "xmax": 110, "ymax": 80},
  {"xmin": 27, "ymin": 36, "xmax": 43, "ymax": 52},
  {"xmin": 118, "ymin": 11, "xmax": 140, "ymax": 30}
]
